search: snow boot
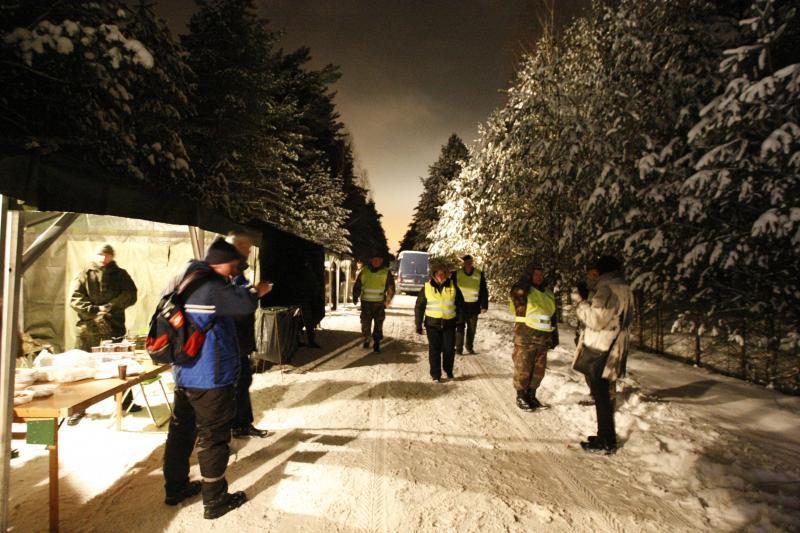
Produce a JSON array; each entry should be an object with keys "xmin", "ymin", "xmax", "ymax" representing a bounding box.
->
[
  {"xmin": 516, "ymin": 390, "xmax": 534, "ymax": 411},
  {"xmin": 165, "ymin": 480, "xmax": 201, "ymax": 506},
  {"xmin": 526, "ymin": 389, "xmax": 543, "ymax": 409},
  {"xmin": 580, "ymin": 437, "xmax": 617, "ymax": 454},
  {"xmin": 307, "ymin": 331, "xmax": 320, "ymax": 348},
  {"xmin": 373, "ymin": 339, "xmax": 380, "ymax": 353},
  {"xmin": 202, "ymin": 479, "xmax": 247, "ymax": 519},
  {"xmin": 362, "ymin": 338, "xmax": 370, "ymax": 349}
]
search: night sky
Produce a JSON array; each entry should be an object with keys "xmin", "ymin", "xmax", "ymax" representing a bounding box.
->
[{"xmin": 155, "ymin": 0, "xmax": 591, "ymax": 251}]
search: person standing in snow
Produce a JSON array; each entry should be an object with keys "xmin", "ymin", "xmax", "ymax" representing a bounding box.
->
[
  {"xmin": 162, "ymin": 237, "xmax": 272, "ymax": 519},
  {"xmin": 226, "ymin": 231, "xmax": 273, "ymax": 439},
  {"xmin": 454, "ymin": 254, "xmax": 489, "ymax": 355},
  {"xmin": 571, "ymin": 265, "xmax": 599, "ymax": 346},
  {"xmin": 353, "ymin": 252, "xmax": 395, "ymax": 353},
  {"xmin": 509, "ymin": 261, "xmax": 559, "ymax": 411},
  {"xmin": 69, "ymin": 244, "xmax": 139, "ymax": 424},
  {"xmin": 572, "ymin": 255, "xmax": 634, "ymax": 453},
  {"xmin": 415, "ymin": 260, "xmax": 463, "ymax": 381}
]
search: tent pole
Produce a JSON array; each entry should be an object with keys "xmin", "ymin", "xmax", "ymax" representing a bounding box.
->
[
  {"xmin": 188, "ymin": 226, "xmax": 204, "ymax": 259},
  {"xmin": 21, "ymin": 212, "xmax": 80, "ymax": 274},
  {"xmin": 0, "ymin": 196, "xmax": 22, "ymax": 531}
]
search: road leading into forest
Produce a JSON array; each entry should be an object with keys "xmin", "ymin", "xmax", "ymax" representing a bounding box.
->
[{"xmin": 10, "ymin": 294, "xmax": 800, "ymax": 532}]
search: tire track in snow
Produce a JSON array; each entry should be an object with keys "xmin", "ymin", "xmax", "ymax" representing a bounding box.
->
[{"xmin": 460, "ymin": 353, "xmax": 629, "ymax": 533}]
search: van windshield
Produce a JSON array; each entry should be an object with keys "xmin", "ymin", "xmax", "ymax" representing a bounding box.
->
[{"xmin": 400, "ymin": 255, "xmax": 428, "ymax": 275}]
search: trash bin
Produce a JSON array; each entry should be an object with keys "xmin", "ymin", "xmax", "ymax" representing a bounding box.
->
[{"xmin": 254, "ymin": 306, "xmax": 300, "ymax": 364}]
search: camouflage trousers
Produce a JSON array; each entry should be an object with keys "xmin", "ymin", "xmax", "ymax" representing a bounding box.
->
[
  {"xmin": 360, "ymin": 301, "xmax": 386, "ymax": 341},
  {"xmin": 511, "ymin": 324, "xmax": 550, "ymax": 392}
]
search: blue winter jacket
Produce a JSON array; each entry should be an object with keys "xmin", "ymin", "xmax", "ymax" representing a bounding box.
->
[{"xmin": 170, "ymin": 261, "xmax": 258, "ymax": 389}]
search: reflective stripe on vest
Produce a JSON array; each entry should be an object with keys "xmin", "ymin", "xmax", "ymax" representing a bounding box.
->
[
  {"xmin": 361, "ymin": 268, "xmax": 389, "ymax": 302},
  {"xmin": 512, "ymin": 287, "xmax": 556, "ymax": 332},
  {"xmin": 456, "ymin": 268, "xmax": 481, "ymax": 303},
  {"xmin": 424, "ymin": 282, "xmax": 456, "ymax": 319}
]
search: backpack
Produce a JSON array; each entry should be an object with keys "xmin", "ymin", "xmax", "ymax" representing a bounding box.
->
[{"xmin": 146, "ymin": 269, "xmax": 214, "ymax": 365}]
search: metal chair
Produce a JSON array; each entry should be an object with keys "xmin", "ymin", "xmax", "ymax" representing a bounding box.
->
[{"xmin": 124, "ymin": 375, "xmax": 173, "ymax": 427}]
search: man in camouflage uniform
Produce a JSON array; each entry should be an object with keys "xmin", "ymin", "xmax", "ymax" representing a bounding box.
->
[
  {"xmin": 510, "ymin": 261, "xmax": 559, "ymax": 410},
  {"xmin": 352, "ymin": 253, "xmax": 395, "ymax": 353},
  {"xmin": 69, "ymin": 244, "xmax": 138, "ymax": 424},
  {"xmin": 71, "ymin": 244, "xmax": 137, "ymax": 349}
]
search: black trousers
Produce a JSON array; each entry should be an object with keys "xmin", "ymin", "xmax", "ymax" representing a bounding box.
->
[
  {"xmin": 360, "ymin": 301, "xmax": 386, "ymax": 341},
  {"xmin": 426, "ymin": 326, "xmax": 455, "ymax": 379},
  {"xmin": 587, "ymin": 377, "xmax": 616, "ymax": 441},
  {"xmin": 455, "ymin": 314, "xmax": 479, "ymax": 352},
  {"xmin": 163, "ymin": 385, "xmax": 235, "ymax": 503},
  {"xmin": 234, "ymin": 355, "xmax": 254, "ymax": 429}
]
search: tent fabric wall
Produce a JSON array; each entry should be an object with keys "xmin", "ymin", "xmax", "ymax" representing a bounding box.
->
[{"xmin": 23, "ymin": 214, "xmax": 197, "ymax": 351}]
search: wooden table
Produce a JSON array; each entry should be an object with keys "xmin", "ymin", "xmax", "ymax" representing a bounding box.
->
[{"xmin": 12, "ymin": 362, "xmax": 171, "ymax": 533}]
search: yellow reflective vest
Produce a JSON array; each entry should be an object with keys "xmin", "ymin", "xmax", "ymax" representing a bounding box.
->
[
  {"xmin": 511, "ymin": 287, "xmax": 556, "ymax": 332},
  {"xmin": 424, "ymin": 282, "xmax": 457, "ymax": 319},
  {"xmin": 360, "ymin": 267, "xmax": 389, "ymax": 302},
  {"xmin": 456, "ymin": 267, "xmax": 481, "ymax": 303}
]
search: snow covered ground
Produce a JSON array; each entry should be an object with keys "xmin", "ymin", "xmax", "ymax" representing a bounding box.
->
[{"xmin": 9, "ymin": 294, "xmax": 800, "ymax": 532}]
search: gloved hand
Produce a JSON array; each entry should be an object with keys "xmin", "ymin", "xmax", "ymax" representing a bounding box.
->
[
  {"xmin": 416, "ymin": 326, "xmax": 423, "ymax": 335},
  {"xmin": 94, "ymin": 315, "xmax": 112, "ymax": 336},
  {"xmin": 353, "ymin": 297, "xmax": 359, "ymax": 305},
  {"xmin": 550, "ymin": 330, "xmax": 560, "ymax": 349}
]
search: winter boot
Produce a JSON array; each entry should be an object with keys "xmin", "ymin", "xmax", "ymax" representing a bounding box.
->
[
  {"xmin": 373, "ymin": 339, "xmax": 380, "ymax": 353},
  {"xmin": 362, "ymin": 338, "xmax": 371, "ymax": 349},
  {"xmin": 307, "ymin": 330, "xmax": 320, "ymax": 349},
  {"xmin": 202, "ymin": 479, "xmax": 247, "ymax": 519},
  {"xmin": 526, "ymin": 388, "xmax": 543, "ymax": 409},
  {"xmin": 165, "ymin": 480, "xmax": 202, "ymax": 506},
  {"xmin": 580, "ymin": 436, "xmax": 617, "ymax": 454},
  {"xmin": 516, "ymin": 390, "xmax": 534, "ymax": 411}
]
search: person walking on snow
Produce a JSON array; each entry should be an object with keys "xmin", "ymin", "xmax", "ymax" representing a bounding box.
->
[
  {"xmin": 415, "ymin": 260, "xmax": 463, "ymax": 382},
  {"xmin": 162, "ymin": 237, "xmax": 272, "ymax": 519},
  {"xmin": 454, "ymin": 254, "xmax": 489, "ymax": 354},
  {"xmin": 509, "ymin": 261, "xmax": 559, "ymax": 410},
  {"xmin": 352, "ymin": 252, "xmax": 395, "ymax": 353},
  {"xmin": 572, "ymin": 255, "xmax": 634, "ymax": 454}
]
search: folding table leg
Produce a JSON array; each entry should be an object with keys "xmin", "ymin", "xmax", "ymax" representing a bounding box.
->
[
  {"xmin": 115, "ymin": 392, "xmax": 123, "ymax": 431},
  {"xmin": 48, "ymin": 417, "xmax": 59, "ymax": 533}
]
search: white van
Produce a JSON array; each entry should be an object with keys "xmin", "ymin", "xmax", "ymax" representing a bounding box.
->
[{"xmin": 396, "ymin": 251, "xmax": 429, "ymax": 294}]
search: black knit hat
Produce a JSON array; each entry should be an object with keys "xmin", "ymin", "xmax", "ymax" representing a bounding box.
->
[{"xmin": 205, "ymin": 237, "xmax": 242, "ymax": 265}]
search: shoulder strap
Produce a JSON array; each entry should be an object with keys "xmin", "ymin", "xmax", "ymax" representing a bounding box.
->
[{"xmin": 176, "ymin": 269, "xmax": 211, "ymax": 296}]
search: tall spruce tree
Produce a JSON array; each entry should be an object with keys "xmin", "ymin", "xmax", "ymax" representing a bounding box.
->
[
  {"xmin": 400, "ymin": 134, "xmax": 468, "ymax": 252},
  {"xmin": 1, "ymin": 0, "xmax": 195, "ymax": 194}
]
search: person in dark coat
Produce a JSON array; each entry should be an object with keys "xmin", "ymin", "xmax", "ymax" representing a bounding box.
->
[
  {"xmin": 68, "ymin": 244, "xmax": 139, "ymax": 424},
  {"xmin": 162, "ymin": 238, "xmax": 272, "ymax": 519},
  {"xmin": 454, "ymin": 254, "xmax": 489, "ymax": 354},
  {"xmin": 227, "ymin": 231, "xmax": 273, "ymax": 439},
  {"xmin": 70, "ymin": 244, "xmax": 137, "ymax": 350},
  {"xmin": 415, "ymin": 260, "xmax": 463, "ymax": 381}
]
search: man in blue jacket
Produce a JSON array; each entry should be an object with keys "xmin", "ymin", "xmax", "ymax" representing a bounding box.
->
[{"xmin": 162, "ymin": 238, "xmax": 271, "ymax": 519}]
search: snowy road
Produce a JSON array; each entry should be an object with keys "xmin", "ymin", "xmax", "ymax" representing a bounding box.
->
[{"xmin": 9, "ymin": 295, "xmax": 800, "ymax": 532}]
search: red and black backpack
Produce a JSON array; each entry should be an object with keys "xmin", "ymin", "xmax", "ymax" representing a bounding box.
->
[{"xmin": 146, "ymin": 269, "xmax": 214, "ymax": 365}]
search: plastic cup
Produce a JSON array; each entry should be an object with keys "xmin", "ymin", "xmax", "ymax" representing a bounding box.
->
[{"xmin": 117, "ymin": 364, "xmax": 127, "ymax": 380}]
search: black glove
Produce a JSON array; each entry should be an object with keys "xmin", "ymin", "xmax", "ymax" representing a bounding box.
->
[
  {"xmin": 550, "ymin": 330, "xmax": 560, "ymax": 349},
  {"xmin": 416, "ymin": 326, "xmax": 423, "ymax": 335},
  {"xmin": 353, "ymin": 297, "xmax": 359, "ymax": 305},
  {"xmin": 577, "ymin": 281, "xmax": 590, "ymax": 301}
]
